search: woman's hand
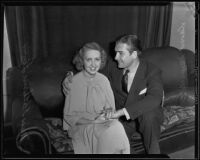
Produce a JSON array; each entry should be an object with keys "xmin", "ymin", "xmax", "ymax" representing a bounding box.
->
[
  {"xmin": 94, "ymin": 114, "xmax": 107, "ymax": 123},
  {"xmin": 104, "ymin": 110, "xmax": 114, "ymax": 120},
  {"xmin": 100, "ymin": 107, "xmax": 114, "ymax": 120}
]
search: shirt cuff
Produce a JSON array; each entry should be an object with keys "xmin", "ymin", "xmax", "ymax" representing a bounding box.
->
[{"xmin": 122, "ymin": 108, "xmax": 130, "ymax": 120}]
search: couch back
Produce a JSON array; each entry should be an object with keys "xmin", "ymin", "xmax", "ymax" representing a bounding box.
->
[
  {"xmin": 27, "ymin": 57, "xmax": 75, "ymax": 118},
  {"xmin": 8, "ymin": 46, "xmax": 195, "ymax": 119},
  {"xmin": 141, "ymin": 46, "xmax": 189, "ymax": 93}
]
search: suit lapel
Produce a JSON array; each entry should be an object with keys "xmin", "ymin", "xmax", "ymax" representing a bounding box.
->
[
  {"xmin": 127, "ymin": 60, "xmax": 146, "ymax": 98},
  {"xmin": 111, "ymin": 59, "xmax": 147, "ymax": 99}
]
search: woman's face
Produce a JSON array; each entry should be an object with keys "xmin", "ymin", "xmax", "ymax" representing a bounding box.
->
[{"xmin": 83, "ymin": 49, "xmax": 101, "ymax": 76}]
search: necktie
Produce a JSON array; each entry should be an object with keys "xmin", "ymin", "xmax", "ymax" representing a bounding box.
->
[{"xmin": 121, "ymin": 69, "xmax": 129, "ymax": 93}]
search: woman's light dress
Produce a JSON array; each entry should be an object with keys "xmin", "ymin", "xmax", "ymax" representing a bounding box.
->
[{"xmin": 63, "ymin": 71, "xmax": 130, "ymax": 154}]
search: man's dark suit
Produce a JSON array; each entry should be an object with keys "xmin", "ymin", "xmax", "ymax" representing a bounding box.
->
[{"xmin": 101, "ymin": 57, "xmax": 164, "ymax": 153}]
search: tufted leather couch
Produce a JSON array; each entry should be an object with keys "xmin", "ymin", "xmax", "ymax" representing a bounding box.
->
[{"xmin": 7, "ymin": 46, "xmax": 195, "ymax": 155}]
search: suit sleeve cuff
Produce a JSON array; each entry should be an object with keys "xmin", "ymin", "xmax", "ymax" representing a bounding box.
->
[{"xmin": 122, "ymin": 108, "xmax": 130, "ymax": 120}]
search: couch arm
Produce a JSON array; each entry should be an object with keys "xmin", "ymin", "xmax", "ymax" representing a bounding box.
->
[
  {"xmin": 163, "ymin": 87, "xmax": 194, "ymax": 107},
  {"xmin": 14, "ymin": 96, "xmax": 53, "ymax": 154},
  {"xmin": 14, "ymin": 97, "xmax": 74, "ymax": 154},
  {"xmin": 16, "ymin": 127, "xmax": 52, "ymax": 154}
]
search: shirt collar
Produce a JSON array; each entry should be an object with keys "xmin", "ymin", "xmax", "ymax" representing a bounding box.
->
[{"xmin": 124, "ymin": 61, "xmax": 140, "ymax": 74}]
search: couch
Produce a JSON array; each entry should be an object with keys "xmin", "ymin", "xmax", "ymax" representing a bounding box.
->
[{"xmin": 7, "ymin": 46, "xmax": 195, "ymax": 155}]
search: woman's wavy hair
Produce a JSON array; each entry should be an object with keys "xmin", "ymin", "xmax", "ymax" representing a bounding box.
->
[
  {"xmin": 115, "ymin": 34, "xmax": 142, "ymax": 56},
  {"xmin": 72, "ymin": 42, "xmax": 107, "ymax": 71}
]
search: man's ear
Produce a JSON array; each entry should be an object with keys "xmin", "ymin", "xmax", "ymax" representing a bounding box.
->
[{"xmin": 131, "ymin": 51, "xmax": 137, "ymax": 58}]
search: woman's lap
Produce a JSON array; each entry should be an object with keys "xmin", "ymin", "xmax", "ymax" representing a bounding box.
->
[
  {"xmin": 71, "ymin": 120, "xmax": 130, "ymax": 154},
  {"xmin": 95, "ymin": 120, "xmax": 130, "ymax": 153}
]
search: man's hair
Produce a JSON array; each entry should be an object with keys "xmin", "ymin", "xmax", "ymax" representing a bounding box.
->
[
  {"xmin": 72, "ymin": 42, "xmax": 107, "ymax": 71},
  {"xmin": 115, "ymin": 34, "xmax": 142, "ymax": 56}
]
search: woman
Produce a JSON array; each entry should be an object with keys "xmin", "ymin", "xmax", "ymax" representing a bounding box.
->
[{"xmin": 63, "ymin": 42, "xmax": 130, "ymax": 154}]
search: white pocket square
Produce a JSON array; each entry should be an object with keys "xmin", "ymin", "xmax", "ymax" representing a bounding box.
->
[{"xmin": 139, "ymin": 88, "xmax": 147, "ymax": 95}]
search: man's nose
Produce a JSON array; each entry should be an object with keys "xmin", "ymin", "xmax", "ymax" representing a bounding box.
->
[{"xmin": 115, "ymin": 53, "xmax": 119, "ymax": 60}]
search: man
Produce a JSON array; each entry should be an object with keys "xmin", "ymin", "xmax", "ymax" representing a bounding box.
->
[{"xmin": 63, "ymin": 34, "xmax": 164, "ymax": 154}]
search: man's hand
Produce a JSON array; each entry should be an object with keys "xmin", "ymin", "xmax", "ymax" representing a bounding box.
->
[
  {"xmin": 62, "ymin": 71, "xmax": 73, "ymax": 96},
  {"xmin": 102, "ymin": 107, "xmax": 124, "ymax": 120},
  {"xmin": 110, "ymin": 109, "xmax": 125, "ymax": 119}
]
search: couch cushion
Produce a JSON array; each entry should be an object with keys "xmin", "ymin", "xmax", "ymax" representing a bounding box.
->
[
  {"xmin": 161, "ymin": 105, "xmax": 195, "ymax": 132},
  {"xmin": 45, "ymin": 118, "xmax": 74, "ymax": 154}
]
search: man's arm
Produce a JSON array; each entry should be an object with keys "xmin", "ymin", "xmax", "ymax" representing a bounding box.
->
[
  {"xmin": 62, "ymin": 71, "xmax": 74, "ymax": 96},
  {"xmin": 125, "ymin": 68, "xmax": 163, "ymax": 120}
]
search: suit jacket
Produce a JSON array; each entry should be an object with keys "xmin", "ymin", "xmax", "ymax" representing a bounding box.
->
[{"xmin": 101, "ymin": 58, "xmax": 163, "ymax": 120}]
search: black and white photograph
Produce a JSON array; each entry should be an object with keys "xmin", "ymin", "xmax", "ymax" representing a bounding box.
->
[{"xmin": 2, "ymin": 1, "xmax": 198, "ymax": 159}]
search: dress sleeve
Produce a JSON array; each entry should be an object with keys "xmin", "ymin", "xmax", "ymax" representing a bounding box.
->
[
  {"xmin": 63, "ymin": 89, "xmax": 81, "ymax": 130},
  {"xmin": 104, "ymin": 77, "xmax": 116, "ymax": 111},
  {"xmin": 63, "ymin": 80, "xmax": 97, "ymax": 130}
]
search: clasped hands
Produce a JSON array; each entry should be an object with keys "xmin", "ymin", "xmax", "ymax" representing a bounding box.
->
[{"xmin": 95, "ymin": 107, "xmax": 124, "ymax": 121}]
